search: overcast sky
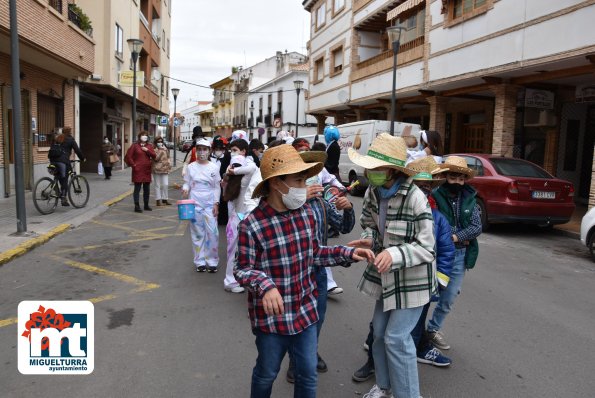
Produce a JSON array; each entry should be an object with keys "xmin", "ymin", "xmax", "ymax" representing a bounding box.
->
[{"xmin": 170, "ymin": 0, "xmax": 311, "ymax": 110}]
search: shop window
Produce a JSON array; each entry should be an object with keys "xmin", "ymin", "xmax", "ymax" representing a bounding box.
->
[
  {"xmin": 316, "ymin": 2, "xmax": 326, "ymax": 30},
  {"xmin": 313, "ymin": 56, "xmax": 324, "ymax": 84},
  {"xmin": 330, "ymin": 45, "xmax": 344, "ymax": 77},
  {"xmin": 446, "ymin": 0, "xmax": 491, "ymax": 26}
]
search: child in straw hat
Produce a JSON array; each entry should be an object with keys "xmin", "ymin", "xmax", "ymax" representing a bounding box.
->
[
  {"xmin": 424, "ymin": 155, "xmax": 482, "ymax": 353},
  {"xmin": 233, "ymin": 145, "xmax": 374, "ymax": 398},
  {"xmin": 347, "ymin": 133, "xmax": 436, "ymax": 398}
]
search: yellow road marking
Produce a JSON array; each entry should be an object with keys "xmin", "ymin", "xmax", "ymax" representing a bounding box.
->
[
  {"xmin": 0, "ymin": 224, "xmax": 71, "ymax": 266},
  {"xmin": 0, "ymin": 317, "xmax": 17, "ymax": 328},
  {"xmin": 103, "ymin": 189, "xmax": 133, "ymax": 207},
  {"xmin": 143, "ymin": 226, "xmax": 177, "ymax": 233},
  {"xmin": 175, "ymin": 221, "xmax": 188, "ymax": 236},
  {"xmin": 54, "ymin": 235, "xmax": 168, "ymax": 254}
]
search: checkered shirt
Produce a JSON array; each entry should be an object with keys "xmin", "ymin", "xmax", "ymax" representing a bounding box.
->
[
  {"xmin": 234, "ymin": 199, "xmax": 356, "ymax": 335},
  {"xmin": 358, "ymin": 178, "xmax": 437, "ymax": 311}
]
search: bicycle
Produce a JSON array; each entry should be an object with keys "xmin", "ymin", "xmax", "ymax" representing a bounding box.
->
[{"xmin": 33, "ymin": 160, "xmax": 90, "ymax": 215}]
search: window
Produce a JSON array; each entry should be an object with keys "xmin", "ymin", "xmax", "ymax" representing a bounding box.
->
[
  {"xmin": 37, "ymin": 94, "xmax": 64, "ymax": 148},
  {"xmin": 314, "ymin": 56, "xmax": 324, "ymax": 83},
  {"xmin": 489, "ymin": 158, "xmax": 551, "ymax": 179},
  {"xmin": 396, "ymin": 7, "xmax": 426, "ymax": 47},
  {"xmin": 166, "ymin": 80, "xmax": 169, "ymax": 99},
  {"xmin": 448, "ymin": 0, "xmax": 490, "ymax": 25},
  {"xmin": 162, "ymin": 30, "xmax": 165, "ymax": 51},
  {"xmin": 333, "ymin": 0, "xmax": 345, "ymax": 16},
  {"xmin": 330, "ymin": 45, "xmax": 343, "ymax": 76},
  {"xmin": 316, "ymin": 3, "xmax": 326, "ymax": 30},
  {"xmin": 167, "ymin": 38, "xmax": 170, "ymax": 57},
  {"xmin": 115, "ymin": 24, "xmax": 123, "ymax": 58}
]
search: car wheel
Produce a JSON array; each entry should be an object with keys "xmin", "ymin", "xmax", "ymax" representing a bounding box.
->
[
  {"xmin": 588, "ymin": 232, "xmax": 595, "ymax": 262},
  {"xmin": 477, "ymin": 198, "xmax": 489, "ymax": 232},
  {"xmin": 349, "ymin": 172, "xmax": 366, "ymax": 197}
]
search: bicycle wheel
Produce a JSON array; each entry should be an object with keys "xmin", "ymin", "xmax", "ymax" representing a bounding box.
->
[
  {"xmin": 68, "ymin": 175, "xmax": 90, "ymax": 208},
  {"xmin": 33, "ymin": 177, "xmax": 59, "ymax": 215}
]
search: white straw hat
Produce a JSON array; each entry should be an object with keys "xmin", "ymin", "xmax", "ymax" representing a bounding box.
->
[{"xmin": 348, "ymin": 133, "xmax": 416, "ymax": 176}]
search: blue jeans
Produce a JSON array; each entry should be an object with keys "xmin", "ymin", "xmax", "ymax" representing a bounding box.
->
[
  {"xmin": 411, "ymin": 302, "xmax": 430, "ymax": 352},
  {"xmin": 428, "ymin": 248, "xmax": 466, "ymax": 333},
  {"xmin": 371, "ymin": 300, "xmax": 423, "ymax": 398},
  {"xmin": 315, "ymin": 267, "xmax": 328, "ymax": 338},
  {"xmin": 251, "ymin": 325, "xmax": 318, "ymax": 398},
  {"xmin": 53, "ymin": 162, "xmax": 69, "ymax": 197}
]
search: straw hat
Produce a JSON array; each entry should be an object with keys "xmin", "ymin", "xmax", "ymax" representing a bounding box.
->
[
  {"xmin": 299, "ymin": 150, "xmax": 327, "ymax": 164},
  {"xmin": 439, "ymin": 156, "xmax": 476, "ymax": 178},
  {"xmin": 252, "ymin": 145, "xmax": 324, "ymax": 198},
  {"xmin": 347, "ymin": 133, "xmax": 416, "ymax": 176},
  {"xmin": 407, "ymin": 156, "xmax": 444, "ymax": 187}
]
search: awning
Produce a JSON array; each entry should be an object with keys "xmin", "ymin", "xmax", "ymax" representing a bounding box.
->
[{"xmin": 387, "ymin": 0, "xmax": 425, "ymax": 21}]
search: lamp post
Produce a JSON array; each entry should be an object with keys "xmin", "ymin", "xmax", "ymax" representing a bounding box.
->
[
  {"xmin": 249, "ymin": 101, "xmax": 255, "ymax": 139},
  {"xmin": 294, "ymin": 80, "xmax": 304, "ymax": 137},
  {"xmin": 386, "ymin": 26, "xmax": 404, "ymax": 136},
  {"xmin": 171, "ymin": 87, "xmax": 180, "ymax": 166},
  {"xmin": 127, "ymin": 38, "xmax": 143, "ymax": 142}
]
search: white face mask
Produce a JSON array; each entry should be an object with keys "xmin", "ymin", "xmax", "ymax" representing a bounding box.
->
[
  {"xmin": 257, "ymin": 151, "xmax": 264, "ymax": 160},
  {"xmin": 197, "ymin": 150, "xmax": 209, "ymax": 161},
  {"xmin": 104, "ymin": 139, "xmax": 109, "ymax": 144},
  {"xmin": 213, "ymin": 150, "xmax": 224, "ymax": 158},
  {"xmin": 140, "ymin": 136, "xmax": 148, "ymax": 142},
  {"xmin": 157, "ymin": 142, "xmax": 164, "ymax": 148},
  {"xmin": 277, "ymin": 180, "xmax": 307, "ymax": 210}
]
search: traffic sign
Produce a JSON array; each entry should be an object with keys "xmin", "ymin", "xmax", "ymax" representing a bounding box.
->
[
  {"xmin": 173, "ymin": 117, "xmax": 180, "ymax": 127},
  {"xmin": 157, "ymin": 116, "xmax": 168, "ymax": 126}
]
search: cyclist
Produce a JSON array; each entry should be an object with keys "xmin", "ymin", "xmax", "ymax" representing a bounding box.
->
[{"xmin": 48, "ymin": 127, "xmax": 85, "ymax": 206}]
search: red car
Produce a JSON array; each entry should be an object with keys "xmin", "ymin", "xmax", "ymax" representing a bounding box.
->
[{"xmin": 445, "ymin": 154, "xmax": 575, "ymax": 230}]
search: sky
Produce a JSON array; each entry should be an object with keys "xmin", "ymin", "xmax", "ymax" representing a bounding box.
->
[{"xmin": 169, "ymin": 0, "xmax": 311, "ymax": 110}]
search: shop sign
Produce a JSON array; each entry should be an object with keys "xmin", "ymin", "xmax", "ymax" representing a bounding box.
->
[
  {"xmin": 524, "ymin": 89, "xmax": 554, "ymax": 109},
  {"xmin": 118, "ymin": 71, "xmax": 144, "ymax": 87}
]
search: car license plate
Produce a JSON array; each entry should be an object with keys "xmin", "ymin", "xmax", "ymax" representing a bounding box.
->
[{"xmin": 532, "ymin": 191, "xmax": 555, "ymax": 199}]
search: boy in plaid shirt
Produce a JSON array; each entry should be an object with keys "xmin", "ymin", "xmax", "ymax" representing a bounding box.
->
[{"xmin": 234, "ymin": 145, "xmax": 374, "ymax": 398}]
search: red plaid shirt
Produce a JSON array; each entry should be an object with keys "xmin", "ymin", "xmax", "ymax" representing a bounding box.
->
[{"xmin": 234, "ymin": 199, "xmax": 356, "ymax": 335}]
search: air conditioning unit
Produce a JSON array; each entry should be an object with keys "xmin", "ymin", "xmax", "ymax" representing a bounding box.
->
[{"xmin": 523, "ymin": 108, "xmax": 557, "ymax": 127}]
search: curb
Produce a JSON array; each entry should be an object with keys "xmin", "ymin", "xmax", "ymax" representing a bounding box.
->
[
  {"xmin": 104, "ymin": 189, "xmax": 133, "ymax": 207},
  {"xmin": 0, "ymin": 224, "xmax": 71, "ymax": 266},
  {"xmin": 552, "ymin": 227, "xmax": 580, "ymax": 240}
]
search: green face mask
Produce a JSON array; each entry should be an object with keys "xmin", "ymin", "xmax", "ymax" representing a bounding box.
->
[{"xmin": 367, "ymin": 170, "xmax": 390, "ymax": 187}]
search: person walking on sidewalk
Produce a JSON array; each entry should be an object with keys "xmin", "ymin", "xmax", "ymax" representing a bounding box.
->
[
  {"xmin": 48, "ymin": 127, "xmax": 85, "ymax": 206},
  {"xmin": 425, "ymin": 156, "xmax": 482, "ymax": 352},
  {"xmin": 125, "ymin": 131, "xmax": 156, "ymax": 213},
  {"xmin": 100, "ymin": 136, "xmax": 117, "ymax": 180},
  {"xmin": 347, "ymin": 134, "xmax": 436, "ymax": 398},
  {"xmin": 152, "ymin": 136, "xmax": 172, "ymax": 207},
  {"xmin": 233, "ymin": 145, "xmax": 374, "ymax": 398},
  {"xmin": 182, "ymin": 138, "xmax": 221, "ymax": 273}
]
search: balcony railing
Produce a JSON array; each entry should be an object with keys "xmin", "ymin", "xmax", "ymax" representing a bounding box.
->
[
  {"xmin": 49, "ymin": 0, "xmax": 62, "ymax": 14},
  {"xmin": 357, "ymin": 49, "xmax": 392, "ymax": 70},
  {"xmin": 67, "ymin": 4, "xmax": 93, "ymax": 37}
]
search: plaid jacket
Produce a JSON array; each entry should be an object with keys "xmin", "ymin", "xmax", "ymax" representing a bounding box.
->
[
  {"xmin": 358, "ymin": 178, "xmax": 437, "ymax": 311},
  {"xmin": 234, "ymin": 199, "xmax": 356, "ymax": 335}
]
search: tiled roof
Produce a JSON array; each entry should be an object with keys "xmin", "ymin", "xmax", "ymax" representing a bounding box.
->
[{"xmin": 290, "ymin": 63, "xmax": 310, "ymax": 72}]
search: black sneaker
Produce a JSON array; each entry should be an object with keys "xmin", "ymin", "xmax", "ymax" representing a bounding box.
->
[
  {"xmin": 352, "ymin": 361, "xmax": 375, "ymax": 382},
  {"xmin": 144, "ymin": 205, "xmax": 153, "ymax": 211},
  {"xmin": 134, "ymin": 206, "xmax": 142, "ymax": 213},
  {"xmin": 196, "ymin": 266, "xmax": 206, "ymax": 272},
  {"xmin": 206, "ymin": 267, "xmax": 218, "ymax": 273},
  {"xmin": 61, "ymin": 200, "xmax": 70, "ymax": 207},
  {"xmin": 317, "ymin": 354, "xmax": 328, "ymax": 373}
]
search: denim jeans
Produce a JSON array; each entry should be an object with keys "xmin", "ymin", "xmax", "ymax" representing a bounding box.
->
[
  {"xmin": 410, "ymin": 302, "xmax": 430, "ymax": 352},
  {"xmin": 54, "ymin": 162, "xmax": 68, "ymax": 197},
  {"xmin": 315, "ymin": 267, "xmax": 328, "ymax": 338},
  {"xmin": 251, "ymin": 325, "xmax": 318, "ymax": 398},
  {"xmin": 371, "ymin": 300, "xmax": 423, "ymax": 398},
  {"xmin": 427, "ymin": 248, "xmax": 466, "ymax": 333}
]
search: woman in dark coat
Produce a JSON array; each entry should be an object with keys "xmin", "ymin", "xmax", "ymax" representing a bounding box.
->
[
  {"xmin": 125, "ymin": 130, "xmax": 156, "ymax": 213},
  {"xmin": 100, "ymin": 136, "xmax": 118, "ymax": 180}
]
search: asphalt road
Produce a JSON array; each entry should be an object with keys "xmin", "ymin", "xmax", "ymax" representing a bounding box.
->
[{"xmin": 0, "ymin": 191, "xmax": 594, "ymax": 398}]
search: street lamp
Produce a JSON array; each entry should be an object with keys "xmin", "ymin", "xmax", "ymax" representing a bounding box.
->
[
  {"xmin": 171, "ymin": 87, "xmax": 180, "ymax": 166},
  {"xmin": 127, "ymin": 38, "xmax": 143, "ymax": 141},
  {"xmin": 249, "ymin": 101, "xmax": 255, "ymax": 139},
  {"xmin": 386, "ymin": 26, "xmax": 405, "ymax": 136},
  {"xmin": 294, "ymin": 80, "xmax": 304, "ymax": 137}
]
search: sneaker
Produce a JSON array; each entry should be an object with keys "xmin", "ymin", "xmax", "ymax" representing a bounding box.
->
[
  {"xmin": 417, "ymin": 346, "xmax": 451, "ymax": 367},
  {"xmin": 352, "ymin": 361, "xmax": 375, "ymax": 382},
  {"xmin": 327, "ymin": 286, "xmax": 344, "ymax": 295},
  {"xmin": 427, "ymin": 330, "xmax": 450, "ymax": 350},
  {"xmin": 317, "ymin": 353, "xmax": 328, "ymax": 373},
  {"xmin": 144, "ymin": 205, "xmax": 153, "ymax": 211},
  {"xmin": 206, "ymin": 267, "xmax": 218, "ymax": 273},
  {"xmin": 196, "ymin": 266, "xmax": 206, "ymax": 272},
  {"xmin": 224, "ymin": 286, "xmax": 245, "ymax": 293},
  {"xmin": 363, "ymin": 384, "xmax": 392, "ymax": 398},
  {"xmin": 61, "ymin": 199, "xmax": 70, "ymax": 207}
]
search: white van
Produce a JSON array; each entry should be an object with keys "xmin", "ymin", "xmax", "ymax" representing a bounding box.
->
[
  {"xmin": 337, "ymin": 120, "xmax": 421, "ymax": 195},
  {"xmin": 300, "ymin": 134, "xmax": 325, "ymax": 146}
]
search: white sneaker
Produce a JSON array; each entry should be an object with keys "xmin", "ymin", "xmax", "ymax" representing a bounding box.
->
[
  {"xmin": 327, "ymin": 286, "xmax": 344, "ymax": 295},
  {"xmin": 363, "ymin": 384, "xmax": 393, "ymax": 398},
  {"xmin": 225, "ymin": 286, "xmax": 245, "ymax": 294}
]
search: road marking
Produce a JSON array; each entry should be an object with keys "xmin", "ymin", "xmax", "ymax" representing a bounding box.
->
[
  {"xmin": 0, "ymin": 224, "xmax": 71, "ymax": 266},
  {"xmin": 175, "ymin": 221, "xmax": 188, "ymax": 236},
  {"xmin": 103, "ymin": 189, "xmax": 133, "ymax": 207},
  {"xmin": 0, "ymin": 317, "xmax": 17, "ymax": 328}
]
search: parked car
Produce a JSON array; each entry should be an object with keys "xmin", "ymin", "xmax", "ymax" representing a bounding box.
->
[
  {"xmin": 580, "ymin": 207, "xmax": 595, "ymax": 261},
  {"xmin": 179, "ymin": 139, "xmax": 193, "ymax": 153},
  {"xmin": 446, "ymin": 154, "xmax": 575, "ymax": 231},
  {"xmin": 162, "ymin": 139, "xmax": 174, "ymax": 150}
]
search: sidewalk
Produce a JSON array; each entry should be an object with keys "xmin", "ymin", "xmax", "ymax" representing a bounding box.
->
[
  {"xmin": 0, "ymin": 156, "xmax": 184, "ymax": 266},
  {"xmin": 553, "ymin": 203, "xmax": 586, "ymax": 239}
]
